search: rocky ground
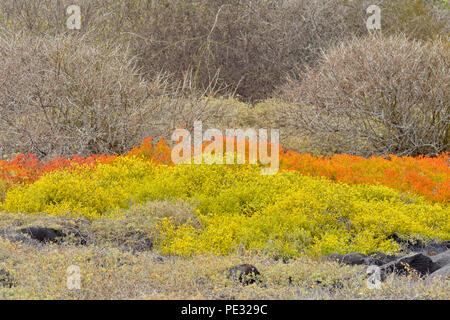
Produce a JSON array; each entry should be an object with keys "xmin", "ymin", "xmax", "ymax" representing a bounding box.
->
[{"xmin": 0, "ymin": 213, "xmax": 448, "ymax": 300}]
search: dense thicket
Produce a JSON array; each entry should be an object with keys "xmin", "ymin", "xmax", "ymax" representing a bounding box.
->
[
  {"xmin": 280, "ymin": 35, "xmax": 449, "ymax": 156},
  {"xmin": 0, "ymin": 0, "xmax": 448, "ymax": 157}
]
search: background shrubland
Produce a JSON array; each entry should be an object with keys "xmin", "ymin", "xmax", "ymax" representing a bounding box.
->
[
  {"xmin": 0, "ymin": 0, "xmax": 449, "ymax": 158},
  {"xmin": 0, "ymin": 0, "xmax": 448, "ymax": 101},
  {"xmin": 0, "ymin": 32, "xmax": 154, "ymax": 158},
  {"xmin": 0, "ymin": 32, "xmax": 231, "ymax": 159},
  {"xmin": 280, "ymin": 35, "xmax": 449, "ymax": 156}
]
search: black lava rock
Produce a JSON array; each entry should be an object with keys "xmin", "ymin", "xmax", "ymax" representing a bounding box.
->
[
  {"xmin": 388, "ymin": 235, "xmax": 450, "ymax": 256},
  {"xmin": 0, "ymin": 269, "xmax": 15, "ymax": 288},
  {"xmin": 367, "ymin": 252, "xmax": 399, "ymax": 265},
  {"xmin": 326, "ymin": 253, "xmax": 384, "ymax": 266},
  {"xmin": 19, "ymin": 227, "xmax": 66, "ymax": 243},
  {"xmin": 228, "ymin": 264, "xmax": 261, "ymax": 285},
  {"xmin": 0, "ymin": 229, "xmax": 40, "ymax": 246},
  {"xmin": 381, "ymin": 253, "xmax": 441, "ymax": 277},
  {"xmin": 430, "ymin": 250, "xmax": 450, "ymax": 269},
  {"xmin": 427, "ymin": 265, "xmax": 450, "ymax": 281}
]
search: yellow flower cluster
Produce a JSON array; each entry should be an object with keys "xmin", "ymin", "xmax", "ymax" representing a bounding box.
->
[
  {"xmin": 2, "ymin": 157, "xmax": 156, "ymax": 219},
  {"xmin": 1, "ymin": 156, "xmax": 449, "ymax": 257}
]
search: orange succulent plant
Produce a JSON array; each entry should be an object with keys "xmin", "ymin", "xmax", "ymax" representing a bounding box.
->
[{"xmin": 1, "ymin": 137, "xmax": 448, "ymax": 203}]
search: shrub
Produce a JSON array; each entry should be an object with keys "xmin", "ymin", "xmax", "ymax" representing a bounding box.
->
[
  {"xmin": 279, "ymin": 152, "xmax": 450, "ymax": 203},
  {"xmin": 0, "ymin": 32, "xmax": 157, "ymax": 158},
  {"xmin": 87, "ymin": 199, "xmax": 200, "ymax": 249},
  {"xmin": 280, "ymin": 35, "xmax": 449, "ymax": 157},
  {"xmin": 0, "ymin": 30, "xmax": 229, "ymax": 158},
  {"xmin": 129, "ymin": 0, "xmax": 355, "ymax": 102},
  {"xmin": 157, "ymin": 171, "xmax": 449, "ymax": 258},
  {"xmin": 1, "ymin": 0, "xmax": 448, "ymax": 102},
  {"xmin": 2, "ymin": 0, "xmax": 447, "ymax": 102},
  {"xmin": 0, "ymin": 180, "xmax": 6, "ymax": 204},
  {"xmin": 342, "ymin": 0, "xmax": 449, "ymax": 41},
  {"xmin": 2, "ymin": 137, "xmax": 448, "ymax": 203},
  {"xmin": 0, "ymin": 0, "xmax": 355, "ymax": 102},
  {"xmin": 2, "ymin": 156, "xmax": 449, "ymax": 257},
  {"xmin": 125, "ymin": 199, "xmax": 201, "ymax": 230}
]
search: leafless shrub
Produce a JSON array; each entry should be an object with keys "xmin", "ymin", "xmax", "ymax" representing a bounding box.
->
[
  {"xmin": 0, "ymin": 31, "xmax": 158, "ymax": 158},
  {"xmin": 0, "ymin": 31, "xmax": 231, "ymax": 159},
  {"xmin": 127, "ymin": 0, "xmax": 353, "ymax": 103},
  {"xmin": 128, "ymin": 0, "xmax": 448, "ymax": 102},
  {"xmin": 280, "ymin": 35, "xmax": 449, "ymax": 156},
  {"xmin": 139, "ymin": 70, "xmax": 233, "ymax": 142},
  {"xmin": 0, "ymin": 1, "xmax": 448, "ymax": 158},
  {"xmin": 1, "ymin": 0, "xmax": 447, "ymax": 103},
  {"xmin": 0, "ymin": 0, "xmax": 120, "ymax": 36},
  {"xmin": 0, "ymin": 0, "xmax": 352, "ymax": 102},
  {"xmin": 342, "ymin": 0, "xmax": 449, "ymax": 41}
]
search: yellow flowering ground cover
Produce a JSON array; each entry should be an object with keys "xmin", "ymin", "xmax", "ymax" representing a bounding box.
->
[{"xmin": 1, "ymin": 156, "xmax": 448, "ymax": 258}]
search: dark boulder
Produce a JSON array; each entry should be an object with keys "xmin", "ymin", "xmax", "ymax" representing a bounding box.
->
[
  {"xmin": 0, "ymin": 229, "xmax": 40, "ymax": 246},
  {"xmin": 228, "ymin": 264, "xmax": 261, "ymax": 285},
  {"xmin": 130, "ymin": 233, "xmax": 153, "ymax": 253},
  {"xmin": 367, "ymin": 252, "xmax": 398, "ymax": 265},
  {"xmin": 430, "ymin": 250, "xmax": 450, "ymax": 269},
  {"xmin": 381, "ymin": 253, "xmax": 441, "ymax": 277},
  {"xmin": 419, "ymin": 241, "xmax": 450, "ymax": 256},
  {"xmin": 427, "ymin": 265, "xmax": 450, "ymax": 281},
  {"xmin": 388, "ymin": 235, "xmax": 450, "ymax": 256},
  {"xmin": 19, "ymin": 227, "xmax": 66, "ymax": 243},
  {"xmin": 340, "ymin": 253, "xmax": 373, "ymax": 266},
  {"xmin": 0, "ymin": 269, "xmax": 15, "ymax": 288},
  {"xmin": 1, "ymin": 226, "xmax": 86, "ymax": 246},
  {"xmin": 326, "ymin": 253, "xmax": 383, "ymax": 266}
]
